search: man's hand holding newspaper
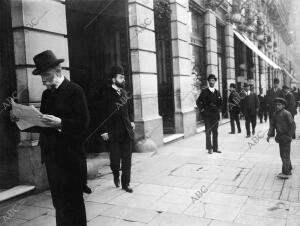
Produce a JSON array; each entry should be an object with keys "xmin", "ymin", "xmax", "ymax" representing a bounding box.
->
[{"xmin": 10, "ymin": 100, "xmax": 61, "ymax": 130}]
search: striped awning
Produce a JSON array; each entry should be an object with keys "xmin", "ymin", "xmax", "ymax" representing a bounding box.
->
[
  {"xmin": 282, "ymin": 68, "xmax": 297, "ymax": 81},
  {"xmin": 233, "ymin": 30, "xmax": 281, "ymax": 69}
]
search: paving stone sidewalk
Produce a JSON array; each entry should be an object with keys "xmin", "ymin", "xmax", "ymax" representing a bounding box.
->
[{"xmin": 1, "ymin": 115, "xmax": 300, "ymax": 226}]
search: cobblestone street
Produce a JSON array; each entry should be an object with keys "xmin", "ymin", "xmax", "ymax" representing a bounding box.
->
[{"xmin": 1, "ymin": 115, "xmax": 300, "ymax": 226}]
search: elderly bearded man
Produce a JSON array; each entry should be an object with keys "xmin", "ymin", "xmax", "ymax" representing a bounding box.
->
[{"xmin": 10, "ymin": 50, "xmax": 90, "ymax": 226}]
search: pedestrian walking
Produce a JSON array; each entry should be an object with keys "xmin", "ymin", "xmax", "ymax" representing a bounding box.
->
[
  {"xmin": 282, "ymin": 85, "xmax": 297, "ymax": 117},
  {"xmin": 267, "ymin": 97, "xmax": 296, "ymax": 179},
  {"xmin": 228, "ymin": 83, "xmax": 241, "ymax": 134},
  {"xmin": 10, "ymin": 50, "xmax": 90, "ymax": 226},
  {"xmin": 258, "ymin": 88, "xmax": 267, "ymax": 123},
  {"xmin": 241, "ymin": 84, "xmax": 260, "ymax": 138},
  {"xmin": 282, "ymin": 85, "xmax": 297, "ymax": 139},
  {"xmin": 291, "ymin": 87, "xmax": 300, "ymax": 113},
  {"xmin": 266, "ymin": 78, "xmax": 284, "ymax": 124},
  {"xmin": 196, "ymin": 74, "xmax": 223, "ymax": 154},
  {"xmin": 100, "ymin": 66, "xmax": 135, "ymax": 193}
]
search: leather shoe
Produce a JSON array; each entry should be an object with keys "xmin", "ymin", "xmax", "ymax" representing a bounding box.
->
[
  {"xmin": 114, "ymin": 177, "xmax": 120, "ymax": 188},
  {"xmin": 229, "ymin": 132, "xmax": 235, "ymax": 134},
  {"xmin": 246, "ymin": 135, "xmax": 250, "ymax": 138},
  {"xmin": 213, "ymin": 150, "xmax": 222, "ymax": 153},
  {"xmin": 122, "ymin": 186, "xmax": 133, "ymax": 193},
  {"xmin": 277, "ymin": 173, "xmax": 290, "ymax": 179},
  {"xmin": 208, "ymin": 149, "xmax": 212, "ymax": 154}
]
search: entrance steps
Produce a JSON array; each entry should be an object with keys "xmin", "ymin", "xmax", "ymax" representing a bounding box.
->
[
  {"xmin": 0, "ymin": 185, "xmax": 35, "ymax": 203},
  {"xmin": 163, "ymin": 133, "xmax": 184, "ymax": 144}
]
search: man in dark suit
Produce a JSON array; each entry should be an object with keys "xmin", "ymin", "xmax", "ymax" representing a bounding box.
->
[
  {"xmin": 282, "ymin": 85, "xmax": 297, "ymax": 139},
  {"xmin": 100, "ymin": 66, "xmax": 135, "ymax": 193},
  {"xmin": 266, "ymin": 78, "xmax": 284, "ymax": 123},
  {"xmin": 228, "ymin": 83, "xmax": 241, "ymax": 134},
  {"xmin": 241, "ymin": 84, "xmax": 260, "ymax": 138},
  {"xmin": 258, "ymin": 88, "xmax": 267, "ymax": 123},
  {"xmin": 282, "ymin": 85, "xmax": 297, "ymax": 117},
  {"xmin": 10, "ymin": 50, "xmax": 90, "ymax": 226},
  {"xmin": 196, "ymin": 74, "xmax": 223, "ymax": 154}
]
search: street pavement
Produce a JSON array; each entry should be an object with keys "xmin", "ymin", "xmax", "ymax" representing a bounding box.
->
[{"xmin": 1, "ymin": 115, "xmax": 300, "ymax": 226}]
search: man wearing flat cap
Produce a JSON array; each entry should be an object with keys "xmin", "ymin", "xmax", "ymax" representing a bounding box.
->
[
  {"xmin": 10, "ymin": 50, "xmax": 90, "ymax": 225},
  {"xmin": 100, "ymin": 66, "xmax": 135, "ymax": 193},
  {"xmin": 266, "ymin": 78, "xmax": 284, "ymax": 124},
  {"xmin": 196, "ymin": 74, "xmax": 223, "ymax": 154},
  {"xmin": 267, "ymin": 97, "xmax": 295, "ymax": 179}
]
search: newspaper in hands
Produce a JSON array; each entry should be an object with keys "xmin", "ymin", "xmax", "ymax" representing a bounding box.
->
[{"xmin": 11, "ymin": 100, "xmax": 49, "ymax": 130}]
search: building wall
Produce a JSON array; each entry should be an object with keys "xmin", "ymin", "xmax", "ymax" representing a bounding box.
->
[{"xmin": 10, "ymin": 0, "xmax": 69, "ymax": 189}]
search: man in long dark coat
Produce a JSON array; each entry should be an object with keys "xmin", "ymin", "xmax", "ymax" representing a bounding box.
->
[
  {"xmin": 266, "ymin": 78, "xmax": 284, "ymax": 123},
  {"xmin": 282, "ymin": 85, "xmax": 297, "ymax": 139},
  {"xmin": 196, "ymin": 74, "xmax": 223, "ymax": 154},
  {"xmin": 258, "ymin": 88, "xmax": 267, "ymax": 123},
  {"xmin": 282, "ymin": 85, "xmax": 297, "ymax": 117},
  {"xmin": 228, "ymin": 83, "xmax": 241, "ymax": 134},
  {"xmin": 100, "ymin": 66, "xmax": 135, "ymax": 193},
  {"xmin": 11, "ymin": 50, "xmax": 89, "ymax": 226},
  {"xmin": 241, "ymin": 84, "xmax": 260, "ymax": 138}
]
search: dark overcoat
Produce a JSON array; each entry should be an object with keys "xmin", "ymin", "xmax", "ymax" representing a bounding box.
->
[
  {"xmin": 283, "ymin": 92, "xmax": 297, "ymax": 116},
  {"xmin": 100, "ymin": 87, "xmax": 134, "ymax": 141},
  {"xmin": 196, "ymin": 88, "xmax": 223, "ymax": 121},
  {"xmin": 241, "ymin": 92, "xmax": 260, "ymax": 116},
  {"xmin": 26, "ymin": 78, "xmax": 90, "ymax": 190}
]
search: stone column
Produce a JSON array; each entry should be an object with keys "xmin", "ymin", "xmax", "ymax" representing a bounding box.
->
[
  {"xmin": 259, "ymin": 46, "xmax": 267, "ymax": 92},
  {"xmin": 225, "ymin": 22, "xmax": 235, "ymax": 89},
  {"xmin": 10, "ymin": 0, "xmax": 69, "ymax": 189},
  {"xmin": 205, "ymin": 9, "xmax": 218, "ymax": 83},
  {"xmin": 169, "ymin": 0, "xmax": 196, "ymax": 137},
  {"xmin": 128, "ymin": 0, "xmax": 163, "ymax": 146}
]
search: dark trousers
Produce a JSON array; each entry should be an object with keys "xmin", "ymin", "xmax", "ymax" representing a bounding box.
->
[
  {"xmin": 258, "ymin": 109, "xmax": 267, "ymax": 123},
  {"xmin": 46, "ymin": 162, "xmax": 86, "ymax": 226},
  {"xmin": 279, "ymin": 142, "xmax": 292, "ymax": 175},
  {"xmin": 204, "ymin": 119, "xmax": 219, "ymax": 151},
  {"xmin": 245, "ymin": 114, "xmax": 256, "ymax": 135},
  {"xmin": 229, "ymin": 111, "xmax": 241, "ymax": 133},
  {"xmin": 292, "ymin": 115, "xmax": 296, "ymax": 139},
  {"xmin": 108, "ymin": 134, "xmax": 132, "ymax": 187}
]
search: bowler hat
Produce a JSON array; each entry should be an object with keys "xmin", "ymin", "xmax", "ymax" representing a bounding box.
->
[
  {"xmin": 273, "ymin": 97, "xmax": 287, "ymax": 105},
  {"xmin": 110, "ymin": 66, "xmax": 124, "ymax": 78},
  {"xmin": 207, "ymin": 74, "xmax": 217, "ymax": 81},
  {"xmin": 273, "ymin": 78, "xmax": 279, "ymax": 84},
  {"xmin": 32, "ymin": 50, "xmax": 64, "ymax": 75}
]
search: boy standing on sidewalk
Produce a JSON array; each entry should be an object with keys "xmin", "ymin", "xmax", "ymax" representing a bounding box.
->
[{"xmin": 267, "ymin": 97, "xmax": 296, "ymax": 179}]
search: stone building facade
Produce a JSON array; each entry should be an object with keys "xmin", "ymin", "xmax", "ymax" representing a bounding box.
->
[{"xmin": 0, "ymin": 0, "xmax": 298, "ymax": 190}]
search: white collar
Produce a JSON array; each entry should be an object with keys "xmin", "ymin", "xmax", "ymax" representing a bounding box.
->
[
  {"xmin": 208, "ymin": 87, "xmax": 215, "ymax": 93},
  {"xmin": 56, "ymin": 76, "xmax": 64, "ymax": 89},
  {"xmin": 247, "ymin": 90, "xmax": 251, "ymax": 95},
  {"xmin": 112, "ymin": 84, "xmax": 121, "ymax": 94}
]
